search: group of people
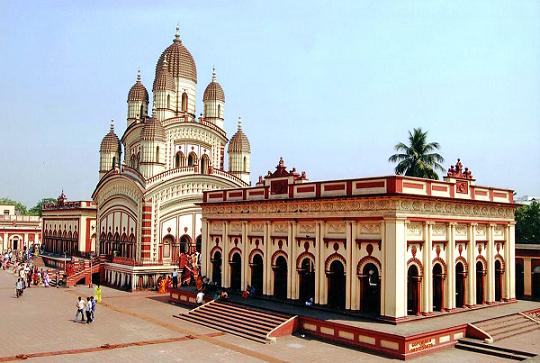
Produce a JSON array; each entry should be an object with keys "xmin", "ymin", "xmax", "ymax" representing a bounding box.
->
[{"xmin": 75, "ymin": 296, "xmax": 97, "ymax": 324}]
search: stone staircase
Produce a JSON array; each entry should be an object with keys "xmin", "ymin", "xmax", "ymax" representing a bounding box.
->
[
  {"xmin": 456, "ymin": 338, "xmax": 537, "ymax": 361},
  {"xmin": 174, "ymin": 300, "xmax": 295, "ymax": 343},
  {"xmin": 474, "ymin": 313, "xmax": 540, "ymax": 342}
]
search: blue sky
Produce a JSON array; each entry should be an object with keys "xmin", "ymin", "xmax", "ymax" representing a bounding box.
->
[{"xmin": 1, "ymin": 1, "xmax": 539, "ymax": 206}]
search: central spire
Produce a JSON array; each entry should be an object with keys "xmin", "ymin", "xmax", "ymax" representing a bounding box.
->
[
  {"xmin": 175, "ymin": 24, "xmax": 181, "ymax": 41},
  {"xmin": 237, "ymin": 116, "xmax": 242, "ymax": 130},
  {"xmin": 136, "ymin": 69, "xmax": 141, "ymax": 82}
]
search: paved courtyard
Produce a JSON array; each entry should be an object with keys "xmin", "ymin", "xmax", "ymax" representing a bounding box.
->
[{"xmin": 0, "ymin": 269, "xmax": 534, "ymax": 362}]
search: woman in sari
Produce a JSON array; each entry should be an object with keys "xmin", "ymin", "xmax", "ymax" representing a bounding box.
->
[
  {"xmin": 43, "ymin": 270, "xmax": 50, "ymax": 287},
  {"xmin": 95, "ymin": 284, "xmax": 102, "ymax": 303}
]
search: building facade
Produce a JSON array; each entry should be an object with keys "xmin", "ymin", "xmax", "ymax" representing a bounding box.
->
[
  {"xmin": 41, "ymin": 192, "xmax": 97, "ymax": 257},
  {"xmin": 92, "ymin": 26, "xmax": 250, "ymax": 290},
  {"xmin": 516, "ymin": 244, "xmax": 540, "ymax": 301},
  {"xmin": 0, "ymin": 204, "xmax": 41, "ymax": 252},
  {"xmin": 201, "ymin": 158, "xmax": 516, "ymax": 321}
]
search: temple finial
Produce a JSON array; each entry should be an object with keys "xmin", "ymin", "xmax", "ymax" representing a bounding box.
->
[
  {"xmin": 212, "ymin": 65, "xmax": 216, "ymax": 82},
  {"xmin": 136, "ymin": 69, "xmax": 141, "ymax": 82},
  {"xmin": 237, "ymin": 116, "xmax": 242, "ymax": 130},
  {"xmin": 110, "ymin": 120, "xmax": 114, "ymax": 132},
  {"xmin": 175, "ymin": 23, "xmax": 180, "ymax": 41}
]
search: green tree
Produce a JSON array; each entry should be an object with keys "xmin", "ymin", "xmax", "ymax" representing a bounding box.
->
[
  {"xmin": 28, "ymin": 198, "xmax": 56, "ymax": 216},
  {"xmin": 515, "ymin": 201, "xmax": 540, "ymax": 244},
  {"xmin": 388, "ymin": 128, "xmax": 445, "ymax": 180},
  {"xmin": 0, "ymin": 197, "xmax": 28, "ymax": 215}
]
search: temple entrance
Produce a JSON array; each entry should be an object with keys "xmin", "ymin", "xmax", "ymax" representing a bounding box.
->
[
  {"xmin": 432, "ymin": 263, "xmax": 444, "ymax": 311},
  {"xmin": 230, "ymin": 253, "xmax": 241, "ymax": 291},
  {"xmin": 251, "ymin": 254, "xmax": 263, "ymax": 296},
  {"xmin": 533, "ymin": 266, "xmax": 540, "ymax": 300},
  {"xmin": 327, "ymin": 260, "xmax": 345, "ymax": 310},
  {"xmin": 495, "ymin": 260, "xmax": 503, "ymax": 302},
  {"xmin": 273, "ymin": 256, "xmax": 287, "ymax": 299},
  {"xmin": 407, "ymin": 265, "xmax": 420, "ymax": 315},
  {"xmin": 196, "ymin": 235, "xmax": 202, "ymax": 253},
  {"xmin": 516, "ymin": 262, "xmax": 524, "ymax": 299},
  {"xmin": 298, "ymin": 258, "xmax": 315, "ymax": 303},
  {"xmin": 12, "ymin": 239, "xmax": 18, "ymax": 250},
  {"xmin": 476, "ymin": 261, "xmax": 485, "ymax": 304},
  {"xmin": 180, "ymin": 235, "xmax": 190, "ymax": 254},
  {"xmin": 361, "ymin": 263, "xmax": 380, "ymax": 315},
  {"xmin": 456, "ymin": 262, "xmax": 466, "ymax": 308},
  {"xmin": 212, "ymin": 251, "xmax": 222, "ymax": 286}
]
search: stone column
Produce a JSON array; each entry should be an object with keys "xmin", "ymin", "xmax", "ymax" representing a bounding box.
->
[
  {"xmin": 315, "ymin": 221, "xmax": 323, "ymax": 305},
  {"xmin": 446, "ymin": 223, "xmax": 456, "ymax": 310},
  {"xmin": 241, "ymin": 221, "xmax": 248, "ymax": 291},
  {"xmin": 503, "ymin": 224, "xmax": 510, "ymax": 300},
  {"xmin": 467, "ymin": 224, "xmax": 476, "ymax": 306},
  {"xmin": 24, "ymin": 233, "xmax": 29, "ymax": 248},
  {"xmin": 422, "ymin": 222, "xmax": 433, "ymax": 314},
  {"xmin": 508, "ymin": 222, "xmax": 516, "ymax": 300},
  {"xmin": 222, "ymin": 221, "xmax": 229, "ymax": 288},
  {"xmin": 524, "ymin": 257, "xmax": 532, "ymax": 297},
  {"xmin": 264, "ymin": 222, "xmax": 271, "ymax": 295},
  {"xmin": 350, "ymin": 221, "xmax": 359, "ymax": 311},
  {"xmin": 345, "ymin": 221, "xmax": 353, "ymax": 310},
  {"xmin": 290, "ymin": 221, "xmax": 298, "ymax": 300},
  {"xmin": 201, "ymin": 218, "xmax": 208, "ymax": 277},
  {"xmin": 286, "ymin": 221, "xmax": 293, "ymax": 299},
  {"xmin": 487, "ymin": 224, "xmax": 495, "ymax": 303},
  {"xmin": 382, "ymin": 217, "xmax": 407, "ymax": 320}
]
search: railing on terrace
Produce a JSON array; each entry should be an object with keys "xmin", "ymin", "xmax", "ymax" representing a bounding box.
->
[
  {"xmin": 145, "ymin": 167, "xmax": 248, "ymax": 188},
  {"xmin": 111, "ymin": 256, "xmax": 142, "ymax": 266},
  {"xmin": 0, "ymin": 215, "xmax": 41, "ymax": 222},
  {"xmin": 161, "ymin": 116, "xmax": 227, "ymax": 138},
  {"xmin": 43, "ymin": 201, "xmax": 95, "ymax": 210}
]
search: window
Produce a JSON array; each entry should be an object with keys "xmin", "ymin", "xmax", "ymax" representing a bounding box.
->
[
  {"xmin": 3, "ymin": 210, "xmax": 9, "ymax": 216},
  {"xmin": 139, "ymin": 104, "xmax": 144, "ymax": 118},
  {"xmin": 217, "ymin": 104, "xmax": 221, "ymax": 117},
  {"xmin": 156, "ymin": 146, "xmax": 160, "ymax": 163},
  {"xmin": 243, "ymin": 156, "xmax": 247, "ymax": 172},
  {"xmin": 167, "ymin": 94, "xmax": 170, "ymax": 109},
  {"xmin": 181, "ymin": 93, "xmax": 188, "ymax": 112},
  {"xmin": 112, "ymin": 157, "xmax": 116, "ymax": 169}
]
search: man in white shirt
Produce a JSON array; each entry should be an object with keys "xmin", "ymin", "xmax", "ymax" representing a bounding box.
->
[
  {"xmin": 196, "ymin": 291, "xmax": 205, "ymax": 305},
  {"xmin": 75, "ymin": 296, "xmax": 86, "ymax": 322}
]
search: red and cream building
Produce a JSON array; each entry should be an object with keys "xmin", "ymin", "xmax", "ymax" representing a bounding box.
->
[
  {"xmin": 41, "ymin": 192, "xmax": 97, "ymax": 257},
  {"xmin": 516, "ymin": 244, "xmax": 540, "ymax": 301},
  {"xmin": 200, "ymin": 158, "xmax": 516, "ymax": 322},
  {"xmin": 0, "ymin": 204, "xmax": 41, "ymax": 252}
]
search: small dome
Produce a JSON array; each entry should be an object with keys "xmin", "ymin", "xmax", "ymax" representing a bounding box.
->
[
  {"xmin": 100, "ymin": 122, "xmax": 121, "ymax": 153},
  {"xmin": 141, "ymin": 117, "xmax": 165, "ymax": 142},
  {"xmin": 128, "ymin": 71, "xmax": 149, "ymax": 102},
  {"xmin": 228, "ymin": 118, "xmax": 250, "ymax": 153},
  {"xmin": 153, "ymin": 61, "xmax": 175, "ymax": 91},
  {"xmin": 155, "ymin": 26, "xmax": 197, "ymax": 83},
  {"xmin": 203, "ymin": 67, "xmax": 225, "ymax": 102}
]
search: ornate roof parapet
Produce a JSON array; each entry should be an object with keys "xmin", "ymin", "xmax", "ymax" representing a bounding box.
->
[
  {"xmin": 445, "ymin": 158, "xmax": 474, "ymax": 180},
  {"xmin": 255, "ymin": 157, "xmax": 308, "ymax": 193}
]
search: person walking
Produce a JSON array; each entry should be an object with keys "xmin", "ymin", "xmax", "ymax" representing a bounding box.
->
[
  {"xmin": 75, "ymin": 296, "xmax": 86, "ymax": 322},
  {"xmin": 172, "ymin": 269, "xmax": 178, "ymax": 289},
  {"xmin": 43, "ymin": 270, "xmax": 50, "ymax": 287},
  {"xmin": 85, "ymin": 297, "xmax": 93, "ymax": 324},
  {"xmin": 95, "ymin": 284, "xmax": 102, "ymax": 303},
  {"xmin": 90, "ymin": 296, "xmax": 96, "ymax": 321},
  {"xmin": 16, "ymin": 278, "xmax": 24, "ymax": 298}
]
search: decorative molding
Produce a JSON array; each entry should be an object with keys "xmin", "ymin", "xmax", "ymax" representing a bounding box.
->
[{"xmin": 357, "ymin": 256, "xmax": 381, "ymax": 275}]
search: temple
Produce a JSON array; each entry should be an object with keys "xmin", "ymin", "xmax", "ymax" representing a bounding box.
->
[{"xmin": 200, "ymin": 158, "xmax": 516, "ymax": 321}]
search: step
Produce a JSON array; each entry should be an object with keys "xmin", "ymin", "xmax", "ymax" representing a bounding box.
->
[
  {"xmin": 487, "ymin": 318, "xmax": 536, "ymax": 336},
  {"xmin": 493, "ymin": 324, "xmax": 540, "ymax": 341},
  {"xmin": 207, "ymin": 303, "xmax": 288, "ymax": 325},
  {"xmin": 458, "ymin": 338, "xmax": 537, "ymax": 357},
  {"xmin": 194, "ymin": 307, "xmax": 279, "ymax": 330},
  {"xmin": 188, "ymin": 310, "xmax": 272, "ymax": 335},
  {"xmin": 455, "ymin": 342, "xmax": 533, "ymax": 361},
  {"xmin": 175, "ymin": 314, "xmax": 269, "ymax": 343},
  {"xmin": 214, "ymin": 301, "xmax": 290, "ymax": 322},
  {"xmin": 476, "ymin": 314, "xmax": 523, "ymax": 329}
]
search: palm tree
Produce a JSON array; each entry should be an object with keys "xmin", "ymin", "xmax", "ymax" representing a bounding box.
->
[{"xmin": 388, "ymin": 128, "xmax": 445, "ymax": 180}]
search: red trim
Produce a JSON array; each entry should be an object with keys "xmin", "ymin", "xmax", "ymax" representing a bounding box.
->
[
  {"xmin": 356, "ymin": 181, "xmax": 385, "ymax": 189},
  {"xmin": 346, "ymin": 181, "xmax": 352, "ymax": 195},
  {"xmin": 228, "ymin": 191, "xmax": 242, "ymax": 198},
  {"xmin": 493, "ymin": 191, "xmax": 507, "ymax": 198},
  {"xmin": 475, "ymin": 190, "xmax": 488, "ymax": 196},
  {"xmin": 432, "ymin": 185, "xmax": 447, "ymax": 192},
  {"xmin": 297, "ymin": 186, "xmax": 315, "ymax": 193},
  {"xmin": 403, "ymin": 182, "xmax": 424, "ymax": 190},
  {"xmin": 323, "ymin": 184, "xmax": 346, "ymax": 191},
  {"xmin": 208, "ymin": 192, "xmax": 222, "ymax": 198},
  {"xmin": 248, "ymin": 190, "xmax": 265, "ymax": 196}
]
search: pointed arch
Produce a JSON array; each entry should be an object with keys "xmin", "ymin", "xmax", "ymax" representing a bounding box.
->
[
  {"xmin": 325, "ymin": 253, "xmax": 346, "ymax": 273},
  {"xmin": 296, "ymin": 251, "xmax": 315, "ymax": 270},
  {"xmin": 357, "ymin": 256, "xmax": 382, "ymax": 276},
  {"xmin": 181, "ymin": 92, "xmax": 188, "ymax": 112},
  {"xmin": 175, "ymin": 151, "xmax": 185, "ymax": 168},
  {"xmin": 187, "ymin": 152, "xmax": 198, "ymax": 167}
]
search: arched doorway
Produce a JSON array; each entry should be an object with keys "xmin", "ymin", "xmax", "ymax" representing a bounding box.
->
[
  {"xmin": 476, "ymin": 261, "xmax": 485, "ymax": 304},
  {"xmin": 273, "ymin": 256, "xmax": 288, "ymax": 300},
  {"xmin": 180, "ymin": 235, "xmax": 190, "ymax": 254},
  {"xmin": 187, "ymin": 152, "xmax": 197, "ymax": 167},
  {"xmin": 495, "ymin": 260, "xmax": 503, "ymax": 302},
  {"xmin": 456, "ymin": 262, "xmax": 466, "ymax": 308},
  {"xmin": 250, "ymin": 254, "xmax": 263, "ymax": 296},
  {"xmin": 516, "ymin": 262, "xmax": 524, "ymax": 299},
  {"xmin": 432, "ymin": 263, "xmax": 444, "ymax": 311},
  {"xmin": 407, "ymin": 265, "xmax": 421, "ymax": 315},
  {"xmin": 200, "ymin": 155, "xmax": 210, "ymax": 175},
  {"xmin": 327, "ymin": 260, "xmax": 346, "ymax": 310},
  {"xmin": 298, "ymin": 258, "xmax": 315, "ymax": 303},
  {"xmin": 175, "ymin": 151, "xmax": 185, "ymax": 168},
  {"xmin": 230, "ymin": 253, "xmax": 242, "ymax": 291},
  {"xmin": 533, "ymin": 266, "xmax": 540, "ymax": 300},
  {"xmin": 211, "ymin": 251, "xmax": 222, "ymax": 286},
  {"xmin": 361, "ymin": 263, "xmax": 380, "ymax": 315},
  {"xmin": 196, "ymin": 235, "xmax": 202, "ymax": 254}
]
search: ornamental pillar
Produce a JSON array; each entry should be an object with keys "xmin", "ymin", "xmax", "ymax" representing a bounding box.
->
[
  {"xmin": 286, "ymin": 221, "xmax": 293, "ymax": 299},
  {"xmin": 503, "ymin": 224, "xmax": 510, "ymax": 300},
  {"xmin": 290, "ymin": 221, "xmax": 298, "ymax": 300},
  {"xmin": 467, "ymin": 224, "xmax": 476, "ymax": 306},
  {"xmin": 422, "ymin": 222, "xmax": 433, "ymax": 314},
  {"xmin": 241, "ymin": 221, "xmax": 248, "ymax": 291},
  {"xmin": 382, "ymin": 217, "xmax": 407, "ymax": 320},
  {"xmin": 201, "ymin": 218, "xmax": 208, "ymax": 277},
  {"xmin": 222, "ymin": 221, "xmax": 229, "ymax": 288},
  {"xmin": 350, "ymin": 221, "xmax": 359, "ymax": 311},
  {"xmin": 315, "ymin": 221, "xmax": 323, "ymax": 305},
  {"xmin": 446, "ymin": 223, "xmax": 456, "ymax": 310},
  {"xmin": 345, "ymin": 221, "xmax": 353, "ymax": 310},
  {"xmin": 487, "ymin": 224, "xmax": 495, "ymax": 303},
  {"xmin": 508, "ymin": 222, "xmax": 516, "ymax": 300},
  {"xmin": 264, "ymin": 222, "xmax": 271, "ymax": 295}
]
